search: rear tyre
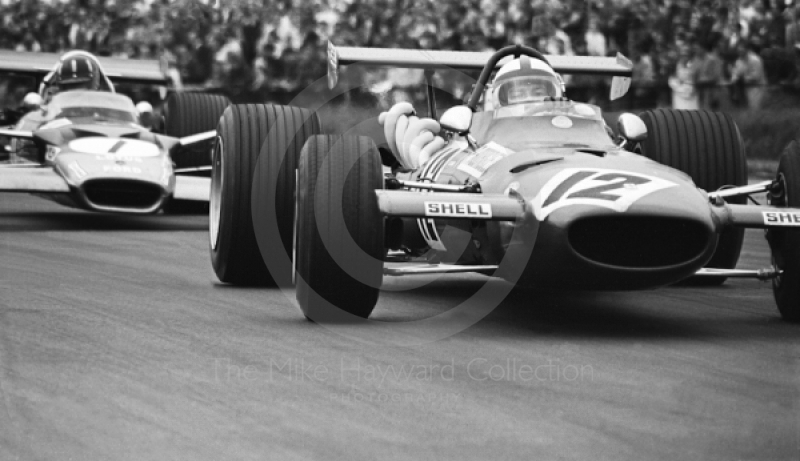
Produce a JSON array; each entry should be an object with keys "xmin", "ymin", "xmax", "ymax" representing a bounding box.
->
[
  {"xmin": 295, "ymin": 135, "xmax": 384, "ymax": 320},
  {"xmin": 768, "ymin": 141, "xmax": 800, "ymax": 322},
  {"xmin": 639, "ymin": 109, "xmax": 747, "ymax": 285},
  {"xmin": 163, "ymin": 92, "xmax": 230, "ymax": 214},
  {"xmin": 210, "ymin": 104, "xmax": 321, "ymax": 286}
]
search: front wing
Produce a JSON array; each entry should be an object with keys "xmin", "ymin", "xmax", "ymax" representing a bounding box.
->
[
  {"xmin": 376, "ymin": 190, "xmax": 524, "ymax": 221},
  {"xmin": 377, "ymin": 189, "xmax": 798, "ymax": 280},
  {"xmin": 378, "ymin": 189, "xmax": 800, "ymax": 229}
]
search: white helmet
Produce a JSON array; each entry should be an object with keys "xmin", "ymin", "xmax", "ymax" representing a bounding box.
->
[
  {"xmin": 22, "ymin": 92, "xmax": 43, "ymax": 109},
  {"xmin": 135, "ymin": 101, "xmax": 153, "ymax": 114},
  {"xmin": 490, "ymin": 56, "xmax": 564, "ymax": 107}
]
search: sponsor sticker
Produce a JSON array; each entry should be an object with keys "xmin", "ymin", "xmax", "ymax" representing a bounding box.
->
[
  {"xmin": 551, "ymin": 115, "xmax": 573, "ymax": 128},
  {"xmin": 532, "ymin": 168, "xmax": 677, "ymax": 220},
  {"xmin": 45, "ymin": 146, "xmax": 61, "ymax": 162},
  {"xmin": 456, "ymin": 142, "xmax": 513, "ymax": 178},
  {"xmin": 763, "ymin": 211, "xmax": 800, "ymax": 226},
  {"xmin": 572, "ymin": 104, "xmax": 596, "ymax": 117},
  {"xmin": 95, "ymin": 154, "xmax": 144, "ymax": 163},
  {"xmin": 424, "ymin": 202, "xmax": 493, "ymax": 219}
]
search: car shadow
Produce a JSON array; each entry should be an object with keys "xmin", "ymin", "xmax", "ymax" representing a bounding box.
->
[
  {"xmin": 363, "ymin": 275, "xmax": 789, "ymax": 340},
  {"xmin": 252, "ymin": 277, "xmax": 690, "ymax": 338},
  {"xmin": 0, "ymin": 210, "xmax": 207, "ymax": 232}
]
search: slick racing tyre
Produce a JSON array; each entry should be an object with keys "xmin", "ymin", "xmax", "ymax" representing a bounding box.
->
[
  {"xmin": 295, "ymin": 135, "xmax": 384, "ymax": 320},
  {"xmin": 767, "ymin": 141, "xmax": 800, "ymax": 322},
  {"xmin": 163, "ymin": 92, "xmax": 230, "ymax": 214},
  {"xmin": 164, "ymin": 92, "xmax": 231, "ymax": 170},
  {"xmin": 210, "ymin": 104, "xmax": 321, "ymax": 286},
  {"xmin": 639, "ymin": 109, "xmax": 747, "ymax": 285}
]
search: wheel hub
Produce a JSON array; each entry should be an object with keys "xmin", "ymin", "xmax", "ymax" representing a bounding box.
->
[{"xmin": 210, "ymin": 136, "xmax": 223, "ymax": 250}]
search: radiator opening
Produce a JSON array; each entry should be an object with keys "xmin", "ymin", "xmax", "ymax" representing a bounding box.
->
[
  {"xmin": 568, "ymin": 216, "xmax": 709, "ymax": 268},
  {"xmin": 83, "ymin": 179, "xmax": 163, "ymax": 209}
]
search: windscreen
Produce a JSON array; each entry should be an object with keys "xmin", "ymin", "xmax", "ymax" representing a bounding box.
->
[
  {"xmin": 54, "ymin": 106, "xmax": 137, "ymax": 123},
  {"xmin": 471, "ymin": 101, "xmax": 615, "ymax": 150},
  {"xmin": 48, "ymin": 91, "xmax": 138, "ymax": 124}
]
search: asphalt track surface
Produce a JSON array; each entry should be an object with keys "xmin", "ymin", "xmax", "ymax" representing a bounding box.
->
[{"xmin": 0, "ymin": 192, "xmax": 798, "ymax": 461}]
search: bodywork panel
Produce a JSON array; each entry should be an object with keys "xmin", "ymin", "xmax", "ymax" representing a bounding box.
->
[{"xmin": 389, "ymin": 101, "xmax": 725, "ymax": 290}]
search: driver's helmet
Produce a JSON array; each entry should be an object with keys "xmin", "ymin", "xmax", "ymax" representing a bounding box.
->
[
  {"xmin": 491, "ymin": 56, "xmax": 564, "ymax": 107},
  {"xmin": 57, "ymin": 56, "xmax": 99, "ymax": 91}
]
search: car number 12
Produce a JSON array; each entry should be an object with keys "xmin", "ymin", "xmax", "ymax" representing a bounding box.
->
[{"xmin": 532, "ymin": 168, "xmax": 677, "ymax": 219}]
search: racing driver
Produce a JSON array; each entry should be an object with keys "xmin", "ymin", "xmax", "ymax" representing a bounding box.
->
[{"xmin": 379, "ymin": 56, "xmax": 565, "ymax": 170}]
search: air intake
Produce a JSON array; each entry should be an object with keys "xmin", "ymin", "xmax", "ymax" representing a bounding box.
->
[
  {"xmin": 568, "ymin": 216, "xmax": 710, "ymax": 268},
  {"xmin": 83, "ymin": 179, "xmax": 163, "ymax": 209}
]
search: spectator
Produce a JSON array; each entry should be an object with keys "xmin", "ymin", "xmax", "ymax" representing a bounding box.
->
[
  {"xmin": 0, "ymin": 0, "xmax": 795, "ymax": 102},
  {"xmin": 585, "ymin": 15, "xmax": 606, "ymax": 57},
  {"xmin": 786, "ymin": 5, "xmax": 800, "ymax": 50},
  {"xmin": 785, "ymin": 5, "xmax": 800, "ymax": 85},
  {"xmin": 694, "ymin": 40, "xmax": 725, "ymax": 110},
  {"xmin": 185, "ymin": 31, "xmax": 215, "ymax": 86},
  {"xmin": 14, "ymin": 31, "xmax": 40, "ymax": 52},
  {"xmin": 731, "ymin": 41, "xmax": 768, "ymax": 109},
  {"xmin": 631, "ymin": 40, "xmax": 657, "ymax": 109},
  {"xmin": 668, "ymin": 39, "xmax": 699, "ymax": 110},
  {"xmin": 67, "ymin": 7, "xmax": 90, "ymax": 50}
]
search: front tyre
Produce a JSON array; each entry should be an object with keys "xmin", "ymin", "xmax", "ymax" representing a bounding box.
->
[
  {"xmin": 210, "ymin": 104, "xmax": 321, "ymax": 286},
  {"xmin": 768, "ymin": 141, "xmax": 800, "ymax": 322},
  {"xmin": 295, "ymin": 135, "xmax": 384, "ymax": 320},
  {"xmin": 639, "ymin": 109, "xmax": 747, "ymax": 285}
]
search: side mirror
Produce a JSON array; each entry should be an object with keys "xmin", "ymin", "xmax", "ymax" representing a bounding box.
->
[
  {"xmin": 440, "ymin": 105, "xmax": 473, "ymax": 135},
  {"xmin": 617, "ymin": 113, "xmax": 648, "ymax": 143}
]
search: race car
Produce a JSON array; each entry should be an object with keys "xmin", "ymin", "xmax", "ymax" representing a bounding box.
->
[
  {"xmin": 208, "ymin": 42, "xmax": 800, "ymax": 323},
  {"xmin": 0, "ymin": 50, "xmax": 229, "ymax": 214}
]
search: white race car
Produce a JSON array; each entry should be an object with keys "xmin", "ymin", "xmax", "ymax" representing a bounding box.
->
[{"xmin": 0, "ymin": 50, "xmax": 229, "ymax": 213}]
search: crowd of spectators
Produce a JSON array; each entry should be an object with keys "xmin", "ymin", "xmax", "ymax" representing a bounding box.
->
[{"xmin": 1, "ymin": 0, "xmax": 799, "ymax": 109}]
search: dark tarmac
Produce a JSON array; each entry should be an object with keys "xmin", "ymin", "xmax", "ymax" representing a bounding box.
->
[{"xmin": 0, "ymin": 193, "xmax": 797, "ymax": 460}]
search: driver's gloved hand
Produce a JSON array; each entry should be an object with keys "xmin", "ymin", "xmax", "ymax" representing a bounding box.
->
[{"xmin": 378, "ymin": 102, "xmax": 445, "ymax": 170}]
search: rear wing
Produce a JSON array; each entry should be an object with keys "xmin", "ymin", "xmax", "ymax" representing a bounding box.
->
[
  {"xmin": 327, "ymin": 41, "xmax": 633, "ymax": 89},
  {"xmin": 0, "ymin": 50, "xmax": 170, "ymax": 86}
]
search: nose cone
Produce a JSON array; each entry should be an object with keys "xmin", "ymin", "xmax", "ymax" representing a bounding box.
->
[
  {"xmin": 487, "ymin": 153, "xmax": 719, "ymax": 290},
  {"xmin": 53, "ymin": 138, "xmax": 173, "ymax": 213}
]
